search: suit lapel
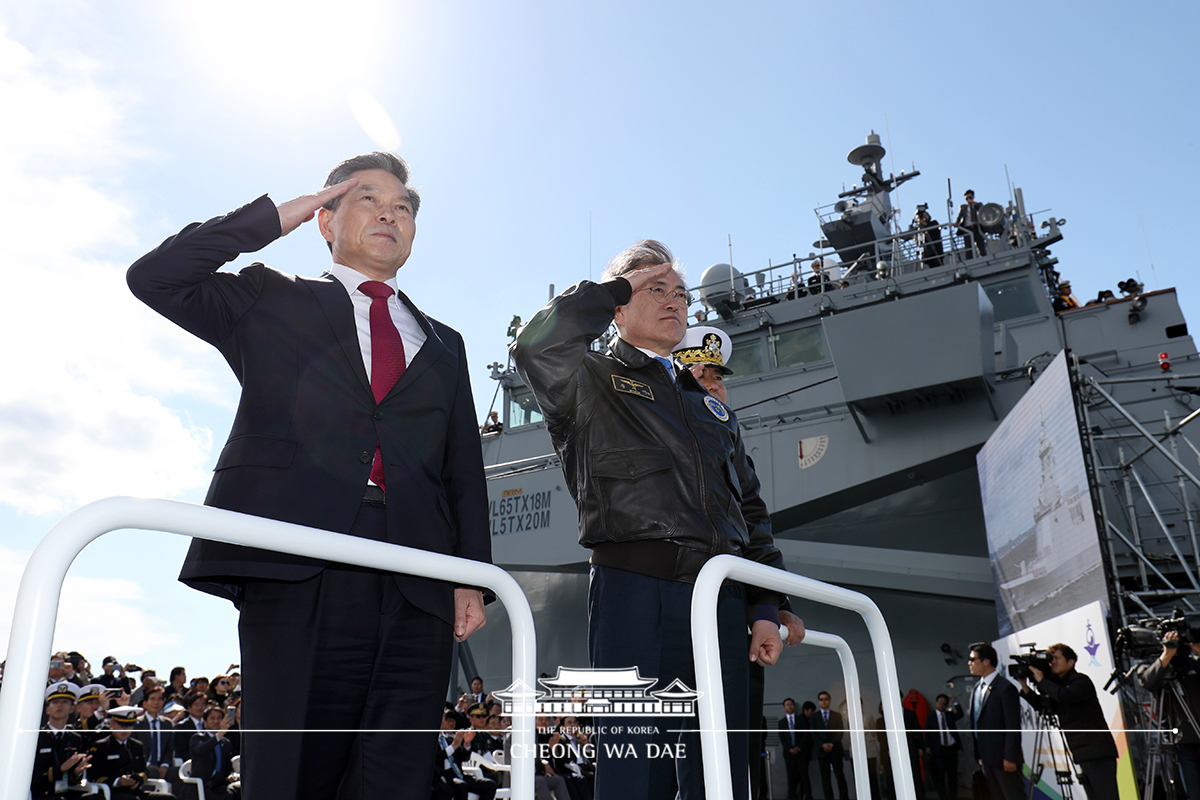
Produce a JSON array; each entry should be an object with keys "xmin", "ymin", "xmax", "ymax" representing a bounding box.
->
[
  {"xmin": 307, "ymin": 275, "xmax": 373, "ymax": 398},
  {"xmin": 384, "ymin": 288, "xmax": 453, "ymax": 399}
]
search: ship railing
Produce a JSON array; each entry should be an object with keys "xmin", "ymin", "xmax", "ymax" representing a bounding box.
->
[
  {"xmin": 691, "ymin": 221, "xmax": 984, "ymax": 315},
  {"xmin": 690, "ymin": 555, "xmax": 914, "ymax": 800},
  {"xmin": 0, "ymin": 497, "xmax": 540, "ymax": 800},
  {"xmin": 485, "ymin": 452, "xmax": 562, "ymax": 478}
]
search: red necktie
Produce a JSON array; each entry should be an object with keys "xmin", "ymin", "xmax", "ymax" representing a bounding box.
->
[{"xmin": 359, "ymin": 281, "xmax": 407, "ymax": 490}]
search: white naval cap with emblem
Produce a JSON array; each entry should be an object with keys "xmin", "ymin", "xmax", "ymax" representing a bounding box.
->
[
  {"xmin": 77, "ymin": 683, "xmax": 105, "ymax": 702},
  {"xmin": 672, "ymin": 325, "xmax": 733, "ymax": 375},
  {"xmin": 45, "ymin": 681, "xmax": 81, "ymax": 703},
  {"xmin": 105, "ymin": 706, "xmax": 144, "ymax": 725}
]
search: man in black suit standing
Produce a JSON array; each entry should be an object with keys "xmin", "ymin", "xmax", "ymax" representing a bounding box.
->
[
  {"xmin": 954, "ymin": 190, "xmax": 988, "ymax": 259},
  {"xmin": 128, "ymin": 151, "xmax": 491, "ymax": 800},
  {"xmin": 813, "ymin": 691, "xmax": 848, "ymax": 800},
  {"xmin": 778, "ymin": 698, "xmax": 804, "ymax": 799},
  {"xmin": 968, "ymin": 642, "xmax": 1025, "ymax": 800},
  {"xmin": 925, "ymin": 694, "xmax": 963, "ymax": 800}
]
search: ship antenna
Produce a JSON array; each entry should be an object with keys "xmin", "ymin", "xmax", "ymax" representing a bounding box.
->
[
  {"xmin": 1140, "ymin": 215, "xmax": 1160, "ymax": 289},
  {"xmin": 885, "ymin": 117, "xmax": 899, "ymax": 234},
  {"xmin": 946, "ymin": 178, "xmax": 954, "ymax": 252},
  {"xmin": 1004, "ymin": 165, "xmax": 1015, "ymax": 208}
]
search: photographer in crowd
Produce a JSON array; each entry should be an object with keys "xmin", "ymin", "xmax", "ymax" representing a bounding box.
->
[
  {"xmin": 1141, "ymin": 630, "xmax": 1200, "ymax": 798},
  {"xmin": 1018, "ymin": 644, "xmax": 1118, "ymax": 800}
]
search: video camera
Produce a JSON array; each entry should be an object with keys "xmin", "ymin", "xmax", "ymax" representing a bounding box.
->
[
  {"xmin": 1010, "ymin": 643, "xmax": 1053, "ymax": 681},
  {"xmin": 1114, "ymin": 608, "xmax": 1192, "ymax": 661}
]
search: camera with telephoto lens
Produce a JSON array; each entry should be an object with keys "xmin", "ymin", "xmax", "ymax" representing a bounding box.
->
[
  {"xmin": 1010, "ymin": 643, "xmax": 1052, "ymax": 681},
  {"xmin": 1114, "ymin": 608, "xmax": 1193, "ymax": 661}
]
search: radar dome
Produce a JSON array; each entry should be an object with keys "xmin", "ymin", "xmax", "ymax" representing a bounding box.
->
[{"xmin": 698, "ymin": 263, "xmax": 748, "ymax": 310}]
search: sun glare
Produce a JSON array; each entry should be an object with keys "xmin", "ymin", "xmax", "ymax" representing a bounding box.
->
[{"xmin": 173, "ymin": 0, "xmax": 393, "ymax": 104}]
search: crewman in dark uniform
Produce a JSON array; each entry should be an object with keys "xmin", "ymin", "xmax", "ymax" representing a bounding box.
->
[
  {"xmin": 31, "ymin": 681, "xmax": 90, "ymax": 798},
  {"xmin": 87, "ymin": 706, "xmax": 174, "ymax": 799},
  {"xmin": 74, "ymin": 683, "xmax": 108, "ymax": 749},
  {"xmin": 955, "ymin": 190, "xmax": 987, "ymax": 258}
]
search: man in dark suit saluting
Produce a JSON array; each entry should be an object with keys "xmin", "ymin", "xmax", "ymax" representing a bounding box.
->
[
  {"xmin": 127, "ymin": 152, "xmax": 491, "ymax": 799},
  {"xmin": 967, "ymin": 642, "xmax": 1025, "ymax": 800}
]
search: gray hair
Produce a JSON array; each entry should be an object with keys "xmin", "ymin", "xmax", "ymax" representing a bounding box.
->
[
  {"xmin": 601, "ymin": 239, "xmax": 686, "ymax": 284},
  {"xmin": 323, "ymin": 152, "xmax": 421, "ymax": 216}
]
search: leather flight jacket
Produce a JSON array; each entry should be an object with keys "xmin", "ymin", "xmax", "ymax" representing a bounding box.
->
[{"xmin": 511, "ymin": 278, "xmax": 785, "ymax": 586}]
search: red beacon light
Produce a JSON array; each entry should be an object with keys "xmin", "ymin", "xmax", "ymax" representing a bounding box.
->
[{"xmin": 1160, "ymin": 352, "xmax": 1171, "ymax": 371}]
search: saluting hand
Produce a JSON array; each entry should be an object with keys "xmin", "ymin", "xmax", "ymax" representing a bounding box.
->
[
  {"xmin": 276, "ymin": 178, "xmax": 359, "ymax": 237},
  {"xmin": 622, "ymin": 263, "xmax": 675, "ymax": 296}
]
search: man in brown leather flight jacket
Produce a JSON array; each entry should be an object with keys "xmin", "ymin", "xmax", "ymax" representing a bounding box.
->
[{"xmin": 512, "ymin": 239, "xmax": 793, "ymax": 800}]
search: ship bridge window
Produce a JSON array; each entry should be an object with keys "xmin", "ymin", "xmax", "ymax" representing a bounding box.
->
[
  {"xmin": 726, "ymin": 337, "xmax": 765, "ymax": 377},
  {"xmin": 771, "ymin": 326, "xmax": 827, "ymax": 369},
  {"xmin": 983, "ymin": 277, "xmax": 1041, "ymax": 322},
  {"xmin": 507, "ymin": 389, "xmax": 545, "ymax": 428}
]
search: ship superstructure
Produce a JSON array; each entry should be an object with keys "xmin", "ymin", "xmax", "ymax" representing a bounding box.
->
[{"xmin": 467, "ymin": 132, "xmax": 1198, "ymax": 791}]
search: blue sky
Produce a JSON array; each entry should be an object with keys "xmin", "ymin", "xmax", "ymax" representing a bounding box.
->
[{"xmin": 2, "ymin": 1, "xmax": 1198, "ymax": 682}]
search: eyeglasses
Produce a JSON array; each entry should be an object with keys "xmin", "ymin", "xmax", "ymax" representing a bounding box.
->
[
  {"xmin": 643, "ymin": 286, "xmax": 692, "ymax": 306},
  {"xmin": 469, "ymin": 712, "xmax": 486, "ymax": 718},
  {"xmin": 966, "ymin": 657, "xmax": 978, "ymax": 663}
]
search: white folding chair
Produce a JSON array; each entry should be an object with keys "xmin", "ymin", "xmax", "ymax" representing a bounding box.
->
[{"xmin": 178, "ymin": 759, "xmax": 207, "ymax": 800}]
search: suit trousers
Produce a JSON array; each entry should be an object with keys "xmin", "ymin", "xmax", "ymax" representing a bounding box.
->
[
  {"xmin": 980, "ymin": 762, "xmax": 1025, "ymax": 800},
  {"xmin": 931, "ymin": 748, "xmax": 958, "ymax": 800},
  {"xmin": 239, "ymin": 502, "xmax": 453, "ymax": 800},
  {"xmin": 817, "ymin": 746, "xmax": 849, "ymax": 800},
  {"xmin": 588, "ymin": 564, "xmax": 749, "ymax": 800}
]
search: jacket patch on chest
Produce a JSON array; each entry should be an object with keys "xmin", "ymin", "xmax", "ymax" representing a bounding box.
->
[{"xmin": 612, "ymin": 375, "xmax": 654, "ymax": 401}]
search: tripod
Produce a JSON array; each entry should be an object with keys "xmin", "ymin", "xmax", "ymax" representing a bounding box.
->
[
  {"xmin": 1027, "ymin": 704, "xmax": 1078, "ymax": 800},
  {"xmin": 1143, "ymin": 674, "xmax": 1200, "ymax": 800}
]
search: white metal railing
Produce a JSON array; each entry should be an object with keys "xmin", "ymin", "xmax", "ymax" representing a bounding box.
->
[
  {"xmin": 0, "ymin": 497, "xmax": 537, "ymax": 800},
  {"xmin": 691, "ymin": 555, "xmax": 914, "ymax": 800},
  {"xmin": 794, "ymin": 631, "xmax": 870, "ymax": 795}
]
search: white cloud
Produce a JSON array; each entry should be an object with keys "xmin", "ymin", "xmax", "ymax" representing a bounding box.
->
[
  {"xmin": 0, "ymin": 546, "xmax": 177, "ymax": 664},
  {"xmin": 0, "ymin": 23, "xmax": 232, "ymax": 515},
  {"xmin": 0, "ymin": 542, "xmax": 240, "ymax": 682}
]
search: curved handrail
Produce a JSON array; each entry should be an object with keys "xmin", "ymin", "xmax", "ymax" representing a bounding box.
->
[
  {"xmin": 690, "ymin": 555, "xmax": 913, "ymax": 799},
  {"xmin": 0, "ymin": 497, "xmax": 537, "ymax": 800}
]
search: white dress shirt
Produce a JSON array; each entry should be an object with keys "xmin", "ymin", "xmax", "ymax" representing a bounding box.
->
[{"xmin": 328, "ymin": 263, "xmax": 427, "ymax": 381}]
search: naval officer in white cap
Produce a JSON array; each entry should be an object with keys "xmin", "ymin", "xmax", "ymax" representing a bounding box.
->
[{"xmin": 672, "ymin": 325, "xmax": 734, "ymax": 403}]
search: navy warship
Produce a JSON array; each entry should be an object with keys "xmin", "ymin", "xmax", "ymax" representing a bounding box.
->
[{"xmin": 465, "ymin": 132, "xmax": 1198, "ymax": 793}]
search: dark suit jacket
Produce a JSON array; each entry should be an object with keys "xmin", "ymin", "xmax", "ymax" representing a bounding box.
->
[
  {"xmin": 926, "ymin": 704, "xmax": 963, "ymax": 754},
  {"xmin": 127, "ymin": 195, "xmax": 491, "ymax": 624},
  {"xmin": 133, "ymin": 715, "xmax": 175, "ymax": 767},
  {"xmin": 970, "ymin": 674, "xmax": 1023, "ymax": 767},
  {"xmin": 811, "ymin": 709, "xmax": 844, "ymax": 756},
  {"xmin": 777, "ymin": 713, "xmax": 805, "ymax": 754},
  {"xmin": 190, "ymin": 732, "xmax": 232, "ymax": 788},
  {"xmin": 173, "ymin": 716, "xmax": 204, "ymax": 763}
]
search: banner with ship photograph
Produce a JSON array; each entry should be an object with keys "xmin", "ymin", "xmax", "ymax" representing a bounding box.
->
[{"xmin": 977, "ymin": 350, "xmax": 1107, "ymax": 636}]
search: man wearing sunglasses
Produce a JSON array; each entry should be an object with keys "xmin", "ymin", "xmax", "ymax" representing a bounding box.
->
[{"xmin": 512, "ymin": 240, "xmax": 792, "ymax": 800}]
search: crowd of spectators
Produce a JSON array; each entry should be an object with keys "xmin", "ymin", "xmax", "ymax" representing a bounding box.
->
[
  {"xmin": 23, "ymin": 650, "xmax": 242, "ymax": 799},
  {"xmin": 436, "ymin": 679, "xmax": 594, "ymax": 800}
]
